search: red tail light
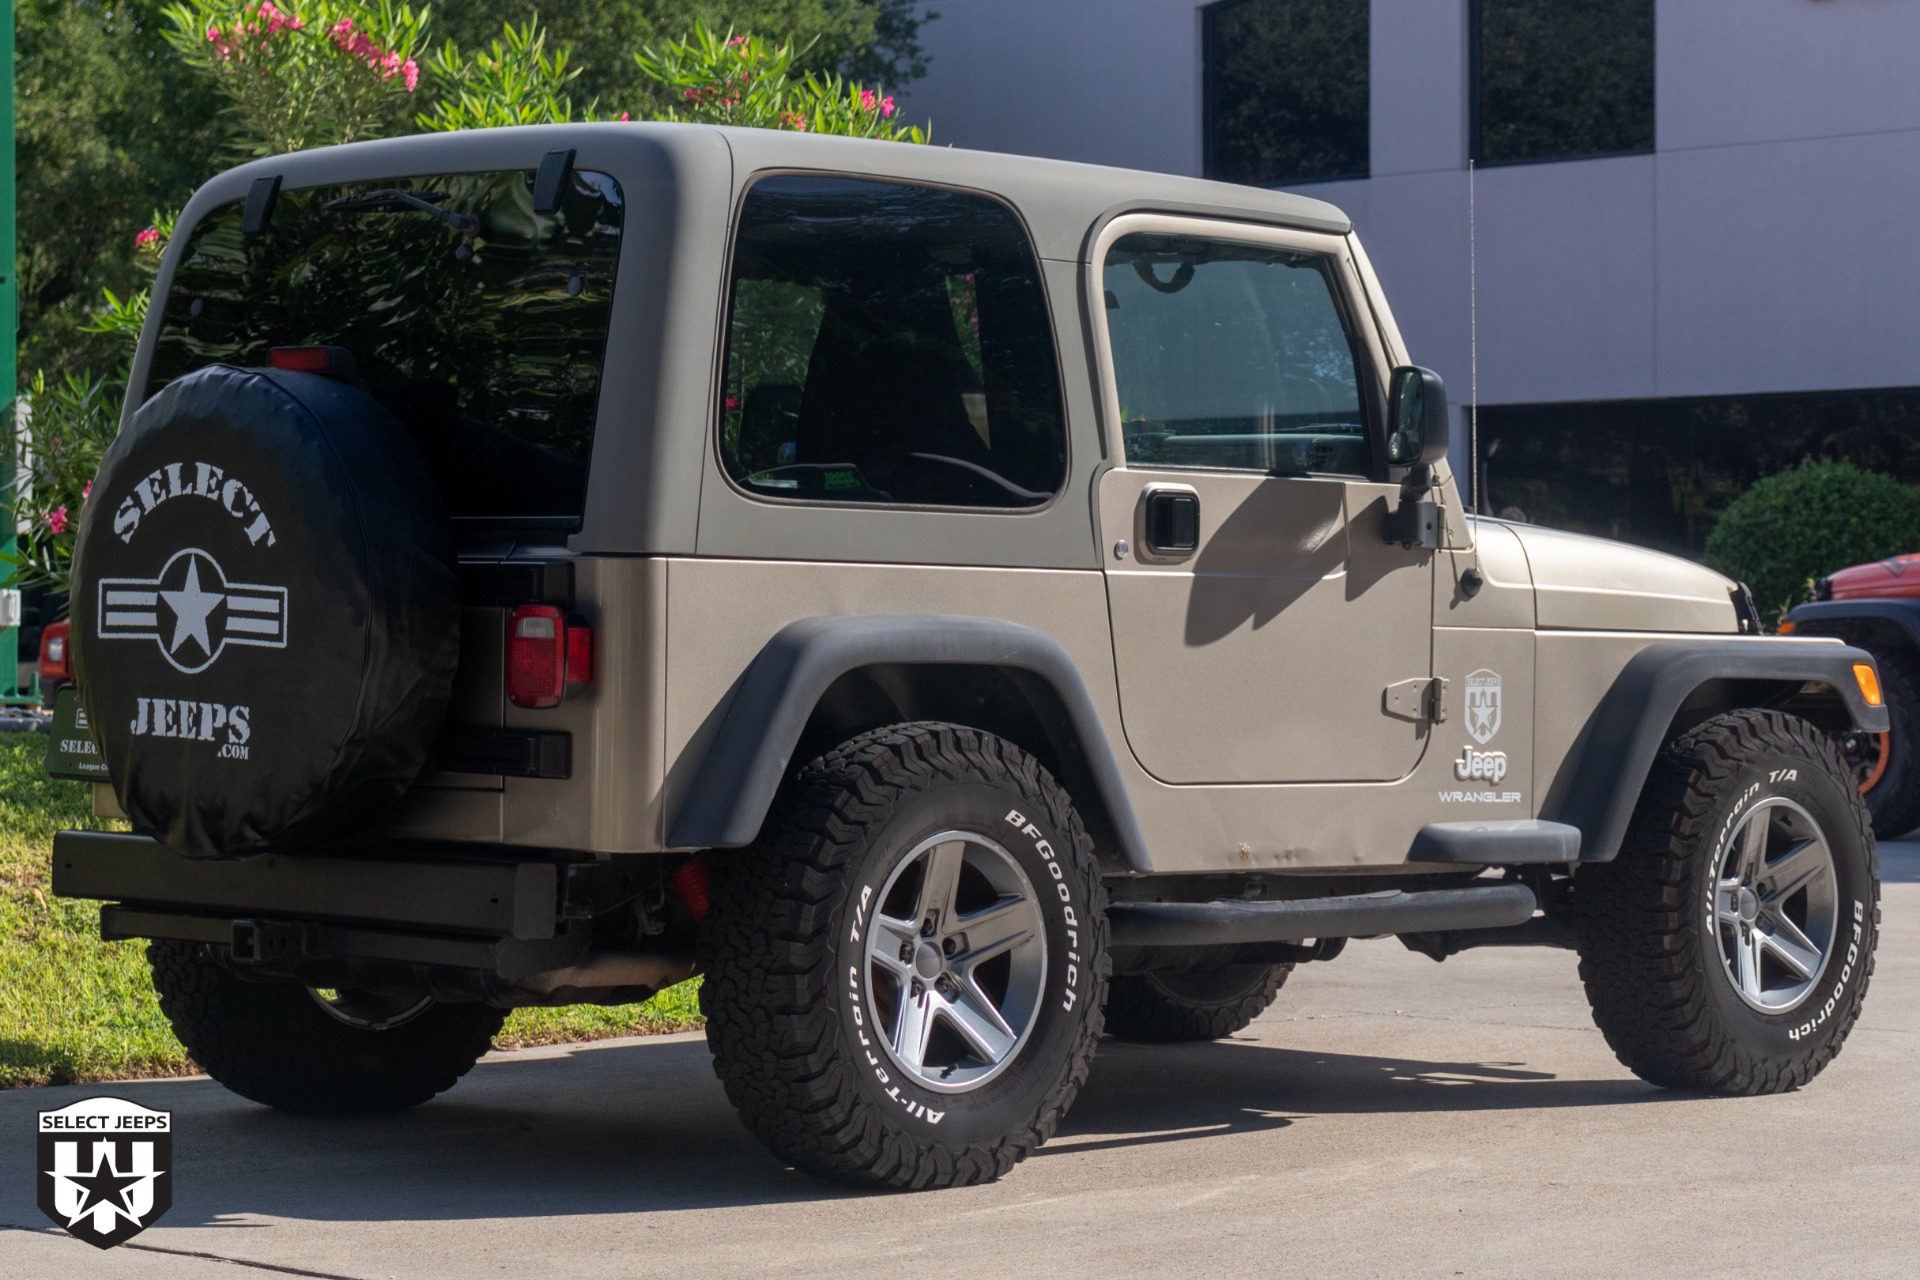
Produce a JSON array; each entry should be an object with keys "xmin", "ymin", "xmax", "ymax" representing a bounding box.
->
[
  {"xmin": 506, "ymin": 605, "xmax": 592, "ymax": 709},
  {"xmin": 39, "ymin": 621, "xmax": 71, "ymax": 682},
  {"xmin": 268, "ymin": 345, "xmax": 359, "ymax": 383}
]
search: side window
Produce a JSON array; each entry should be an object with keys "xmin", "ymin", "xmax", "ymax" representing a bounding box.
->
[
  {"xmin": 720, "ymin": 176, "xmax": 1067, "ymax": 508},
  {"xmin": 1103, "ymin": 233, "xmax": 1371, "ymax": 475}
]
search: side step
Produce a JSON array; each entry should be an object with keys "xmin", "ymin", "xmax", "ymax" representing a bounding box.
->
[{"xmin": 1107, "ymin": 883, "xmax": 1537, "ymax": 949}]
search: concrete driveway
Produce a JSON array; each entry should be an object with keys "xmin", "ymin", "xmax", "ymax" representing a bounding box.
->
[{"xmin": 6, "ymin": 844, "xmax": 1918, "ymax": 1279}]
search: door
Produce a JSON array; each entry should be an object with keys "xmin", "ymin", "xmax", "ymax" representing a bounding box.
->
[{"xmin": 1092, "ymin": 216, "xmax": 1434, "ymax": 785}]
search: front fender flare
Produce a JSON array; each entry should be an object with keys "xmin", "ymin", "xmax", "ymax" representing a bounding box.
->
[
  {"xmin": 1786, "ymin": 598, "xmax": 1920, "ymax": 652},
  {"xmin": 667, "ymin": 615, "xmax": 1153, "ymax": 871},
  {"xmin": 1540, "ymin": 638, "xmax": 1886, "ymax": 864}
]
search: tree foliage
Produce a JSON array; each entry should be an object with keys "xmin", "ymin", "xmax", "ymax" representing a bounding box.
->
[{"xmin": 1705, "ymin": 459, "xmax": 1920, "ymax": 627}]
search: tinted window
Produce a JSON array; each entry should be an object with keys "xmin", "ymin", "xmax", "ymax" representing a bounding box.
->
[
  {"xmin": 151, "ymin": 169, "xmax": 624, "ymax": 525},
  {"xmin": 1203, "ymin": 0, "xmax": 1369, "ymax": 186},
  {"xmin": 1472, "ymin": 0, "xmax": 1655, "ymax": 164},
  {"xmin": 720, "ymin": 176, "xmax": 1066, "ymax": 509},
  {"xmin": 1104, "ymin": 233, "xmax": 1370, "ymax": 475}
]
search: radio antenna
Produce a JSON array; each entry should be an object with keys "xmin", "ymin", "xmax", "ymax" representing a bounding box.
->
[{"xmin": 1469, "ymin": 157, "xmax": 1480, "ymax": 516}]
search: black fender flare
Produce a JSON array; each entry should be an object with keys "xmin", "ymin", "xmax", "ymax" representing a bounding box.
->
[
  {"xmin": 1786, "ymin": 598, "xmax": 1920, "ymax": 653},
  {"xmin": 667, "ymin": 615, "xmax": 1154, "ymax": 871},
  {"xmin": 1540, "ymin": 638, "xmax": 1886, "ymax": 864}
]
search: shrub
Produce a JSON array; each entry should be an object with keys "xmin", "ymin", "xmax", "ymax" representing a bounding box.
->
[{"xmin": 1705, "ymin": 458, "xmax": 1920, "ymax": 627}]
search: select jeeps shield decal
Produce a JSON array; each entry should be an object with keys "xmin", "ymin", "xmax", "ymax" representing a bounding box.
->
[
  {"xmin": 1465, "ymin": 668, "xmax": 1502, "ymax": 744},
  {"xmin": 96, "ymin": 547, "xmax": 288, "ymax": 674},
  {"xmin": 37, "ymin": 1097, "xmax": 173, "ymax": 1250}
]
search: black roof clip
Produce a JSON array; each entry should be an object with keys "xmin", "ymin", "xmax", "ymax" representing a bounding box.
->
[
  {"xmin": 532, "ymin": 149, "xmax": 575, "ymax": 216},
  {"xmin": 242, "ymin": 175, "xmax": 282, "ymax": 236}
]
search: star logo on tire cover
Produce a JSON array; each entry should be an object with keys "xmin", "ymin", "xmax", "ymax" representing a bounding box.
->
[{"xmin": 96, "ymin": 548, "xmax": 288, "ymax": 674}]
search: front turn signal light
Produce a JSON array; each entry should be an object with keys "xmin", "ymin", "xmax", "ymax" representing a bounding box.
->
[{"xmin": 1854, "ymin": 662, "xmax": 1883, "ymax": 708}]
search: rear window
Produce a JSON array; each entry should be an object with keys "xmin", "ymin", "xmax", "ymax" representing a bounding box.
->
[{"xmin": 149, "ymin": 168, "xmax": 624, "ymax": 526}]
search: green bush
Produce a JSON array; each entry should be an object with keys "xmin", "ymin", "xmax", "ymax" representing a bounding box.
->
[{"xmin": 1705, "ymin": 458, "xmax": 1920, "ymax": 626}]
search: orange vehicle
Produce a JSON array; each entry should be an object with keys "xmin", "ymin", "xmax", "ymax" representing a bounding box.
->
[{"xmin": 1786, "ymin": 557, "xmax": 1920, "ymax": 836}]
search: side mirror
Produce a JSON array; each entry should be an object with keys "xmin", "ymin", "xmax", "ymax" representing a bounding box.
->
[{"xmin": 1386, "ymin": 366, "xmax": 1449, "ymax": 469}]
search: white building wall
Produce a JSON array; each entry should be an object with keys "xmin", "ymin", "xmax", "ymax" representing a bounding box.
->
[{"xmin": 903, "ymin": 0, "xmax": 1920, "ymax": 460}]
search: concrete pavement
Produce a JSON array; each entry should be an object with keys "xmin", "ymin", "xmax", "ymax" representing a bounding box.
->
[{"xmin": 6, "ymin": 844, "xmax": 1918, "ymax": 1279}]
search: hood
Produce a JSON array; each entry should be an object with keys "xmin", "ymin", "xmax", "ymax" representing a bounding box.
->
[{"xmin": 1488, "ymin": 520, "xmax": 1740, "ymax": 633}]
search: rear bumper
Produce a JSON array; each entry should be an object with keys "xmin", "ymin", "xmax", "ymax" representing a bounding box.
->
[{"xmin": 49, "ymin": 830, "xmax": 654, "ymax": 981}]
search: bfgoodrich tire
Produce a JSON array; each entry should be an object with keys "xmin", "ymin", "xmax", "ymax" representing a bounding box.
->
[
  {"xmin": 148, "ymin": 940, "xmax": 504, "ymax": 1114},
  {"xmin": 1574, "ymin": 710, "xmax": 1879, "ymax": 1094},
  {"xmin": 1105, "ymin": 964, "xmax": 1290, "ymax": 1043},
  {"xmin": 701, "ymin": 722, "xmax": 1109, "ymax": 1189}
]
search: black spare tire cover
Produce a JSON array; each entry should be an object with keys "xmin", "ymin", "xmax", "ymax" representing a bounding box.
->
[{"xmin": 72, "ymin": 365, "xmax": 460, "ymax": 857}]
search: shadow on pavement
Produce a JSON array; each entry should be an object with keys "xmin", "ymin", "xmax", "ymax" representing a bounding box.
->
[
  {"xmin": 1877, "ymin": 838, "xmax": 1920, "ymax": 883},
  {"xmin": 3, "ymin": 1029, "xmax": 1671, "ymax": 1228}
]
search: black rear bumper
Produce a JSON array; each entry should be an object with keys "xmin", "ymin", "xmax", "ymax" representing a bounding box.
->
[{"xmin": 50, "ymin": 831, "xmax": 652, "ymax": 980}]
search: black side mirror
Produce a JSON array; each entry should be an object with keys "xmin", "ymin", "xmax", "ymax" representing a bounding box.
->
[{"xmin": 1386, "ymin": 366, "xmax": 1449, "ymax": 468}]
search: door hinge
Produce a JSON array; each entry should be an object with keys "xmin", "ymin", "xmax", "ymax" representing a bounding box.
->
[{"xmin": 1384, "ymin": 676, "xmax": 1448, "ymax": 724}]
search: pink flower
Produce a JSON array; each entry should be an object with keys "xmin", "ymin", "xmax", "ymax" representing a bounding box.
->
[
  {"xmin": 402, "ymin": 58, "xmax": 419, "ymax": 91},
  {"xmin": 724, "ymin": 395, "xmax": 741, "ymax": 411},
  {"xmin": 47, "ymin": 507, "xmax": 68, "ymax": 536},
  {"xmin": 618, "ymin": 111, "xmax": 631, "ymax": 121},
  {"xmin": 134, "ymin": 227, "xmax": 161, "ymax": 250},
  {"xmin": 83, "ymin": 480, "xmax": 92, "ymax": 503},
  {"xmin": 861, "ymin": 88, "xmax": 876, "ymax": 110},
  {"xmin": 881, "ymin": 95, "xmax": 896, "ymax": 118}
]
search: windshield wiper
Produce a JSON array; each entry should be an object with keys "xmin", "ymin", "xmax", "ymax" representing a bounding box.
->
[{"xmin": 325, "ymin": 189, "xmax": 483, "ymax": 238}]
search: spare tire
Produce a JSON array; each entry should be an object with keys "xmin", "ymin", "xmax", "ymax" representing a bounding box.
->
[{"xmin": 72, "ymin": 365, "xmax": 459, "ymax": 857}]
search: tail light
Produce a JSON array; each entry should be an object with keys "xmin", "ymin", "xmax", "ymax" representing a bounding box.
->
[
  {"xmin": 506, "ymin": 605, "xmax": 592, "ymax": 709},
  {"xmin": 268, "ymin": 345, "xmax": 359, "ymax": 384},
  {"xmin": 39, "ymin": 622, "xmax": 71, "ymax": 682}
]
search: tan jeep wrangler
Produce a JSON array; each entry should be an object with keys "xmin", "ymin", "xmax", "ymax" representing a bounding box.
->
[{"xmin": 53, "ymin": 125, "xmax": 1886, "ymax": 1189}]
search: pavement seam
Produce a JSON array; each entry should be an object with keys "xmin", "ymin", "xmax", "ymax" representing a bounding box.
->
[{"xmin": 0, "ymin": 1222, "xmax": 369, "ymax": 1279}]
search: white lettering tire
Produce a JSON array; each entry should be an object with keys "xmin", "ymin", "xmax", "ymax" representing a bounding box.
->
[{"xmin": 700, "ymin": 722, "xmax": 1109, "ymax": 1188}]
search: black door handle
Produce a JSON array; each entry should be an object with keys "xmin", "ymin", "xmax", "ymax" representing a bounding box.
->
[{"xmin": 1142, "ymin": 487, "xmax": 1200, "ymax": 559}]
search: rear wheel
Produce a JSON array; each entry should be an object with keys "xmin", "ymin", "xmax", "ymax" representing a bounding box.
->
[
  {"xmin": 1575, "ymin": 710, "xmax": 1878, "ymax": 1095},
  {"xmin": 701, "ymin": 722, "xmax": 1108, "ymax": 1189},
  {"xmin": 148, "ymin": 940, "xmax": 504, "ymax": 1114},
  {"xmin": 1105, "ymin": 964, "xmax": 1289, "ymax": 1042}
]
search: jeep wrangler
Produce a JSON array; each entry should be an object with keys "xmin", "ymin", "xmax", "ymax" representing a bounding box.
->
[{"xmin": 51, "ymin": 125, "xmax": 1885, "ymax": 1190}]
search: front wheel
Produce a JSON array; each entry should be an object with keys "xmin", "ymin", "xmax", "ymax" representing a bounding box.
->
[
  {"xmin": 701, "ymin": 722, "xmax": 1109, "ymax": 1189},
  {"xmin": 1574, "ymin": 710, "xmax": 1879, "ymax": 1095}
]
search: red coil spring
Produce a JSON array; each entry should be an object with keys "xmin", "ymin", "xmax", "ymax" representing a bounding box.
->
[{"xmin": 669, "ymin": 856, "xmax": 711, "ymax": 922}]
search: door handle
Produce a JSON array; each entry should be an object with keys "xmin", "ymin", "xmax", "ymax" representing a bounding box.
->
[{"xmin": 1140, "ymin": 486, "xmax": 1200, "ymax": 561}]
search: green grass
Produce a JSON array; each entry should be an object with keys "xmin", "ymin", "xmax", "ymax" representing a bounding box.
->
[{"xmin": 0, "ymin": 735, "xmax": 701, "ymax": 1089}]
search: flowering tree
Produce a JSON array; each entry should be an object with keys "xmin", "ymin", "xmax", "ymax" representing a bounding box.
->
[
  {"xmin": 11, "ymin": 6, "xmax": 927, "ymax": 600},
  {"xmin": 637, "ymin": 27, "xmax": 924, "ymax": 141},
  {"xmin": 162, "ymin": 1, "xmax": 431, "ymax": 156}
]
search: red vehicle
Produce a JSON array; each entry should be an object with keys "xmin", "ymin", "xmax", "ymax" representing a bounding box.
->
[
  {"xmin": 1785, "ymin": 556, "xmax": 1920, "ymax": 835},
  {"xmin": 38, "ymin": 619, "xmax": 71, "ymax": 708}
]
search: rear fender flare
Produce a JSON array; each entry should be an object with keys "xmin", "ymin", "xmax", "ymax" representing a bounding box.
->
[
  {"xmin": 667, "ymin": 615, "xmax": 1153, "ymax": 871},
  {"xmin": 1541, "ymin": 639, "xmax": 1886, "ymax": 863}
]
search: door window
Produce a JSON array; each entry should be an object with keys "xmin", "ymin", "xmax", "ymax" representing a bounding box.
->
[
  {"xmin": 1103, "ymin": 233, "xmax": 1370, "ymax": 475},
  {"xmin": 720, "ymin": 176, "xmax": 1067, "ymax": 509}
]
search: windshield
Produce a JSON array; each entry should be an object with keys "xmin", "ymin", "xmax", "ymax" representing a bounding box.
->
[{"xmin": 148, "ymin": 168, "xmax": 624, "ymax": 527}]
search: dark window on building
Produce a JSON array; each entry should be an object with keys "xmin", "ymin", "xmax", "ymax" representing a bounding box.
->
[
  {"xmin": 152, "ymin": 169, "xmax": 624, "ymax": 525},
  {"xmin": 1472, "ymin": 0, "xmax": 1655, "ymax": 165},
  {"xmin": 1103, "ymin": 233, "xmax": 1371, "ymax": 475},
  {"xmin": 720, "ymin": 176, "xmax": 1067, "ymax": 510},
  {"xmin": 1476, "ymin": 389, "xmax": 1920, "ymax": 561},
  {"xmin": 1203, "ymin": 0, "xmax": 1369, "ymax": 186}
]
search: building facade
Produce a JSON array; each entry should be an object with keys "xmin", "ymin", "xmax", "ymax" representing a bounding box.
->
[{"xmin": 902, "ymin": 0, "xmax": 1920, "ymax": 560}]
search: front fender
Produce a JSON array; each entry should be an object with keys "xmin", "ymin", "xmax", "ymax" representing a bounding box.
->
[
  {"xmin": 1541, "ymin": 638, "xmax": 1885, "ymax": 863},
  {"xmin": 667, "ymin": 614, "xmax": 1153, "ymax": 871}
]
